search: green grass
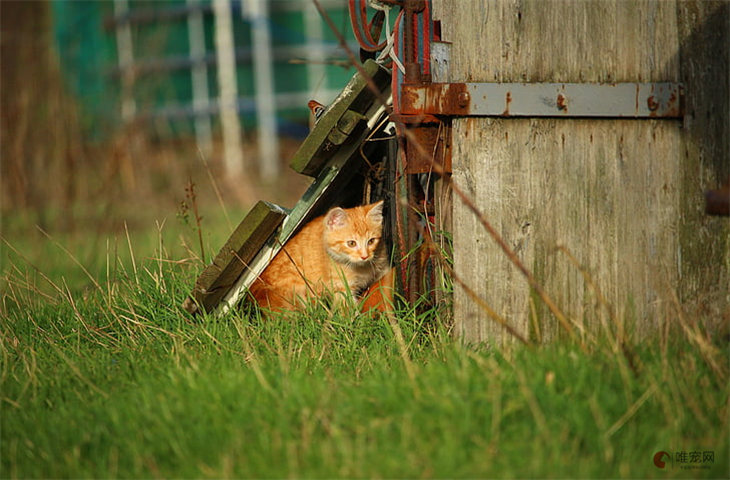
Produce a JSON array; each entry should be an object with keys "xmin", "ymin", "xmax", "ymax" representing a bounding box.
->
[
  {"xmin": 1, "ymin": 203, "xmax": 240, "ymax": 298},
  {"xmin": 1, "ymin": 214, "xmax": 728, "ymax": 478}
]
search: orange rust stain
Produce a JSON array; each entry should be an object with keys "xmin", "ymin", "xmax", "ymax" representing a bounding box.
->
[{"xmin": 502, "ymin": 91, "xmax": 512, "ymax": 116}]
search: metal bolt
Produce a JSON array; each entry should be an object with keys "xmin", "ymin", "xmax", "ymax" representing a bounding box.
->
[
  {"xmin": 647, "ymin": 96, "xmax": 659, "ymax": 111},
  {"xmin": 557, "ymin": 93, "xmax": 567, "ymax": 111},
  {"xmin": 457, "ymin": 91, "xmax": 470, "ymax": 108}
]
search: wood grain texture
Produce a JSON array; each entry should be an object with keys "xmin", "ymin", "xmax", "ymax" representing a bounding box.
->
[{"xmin": 431, "ymin": 0, "xmax": 729, "ymax": 345}]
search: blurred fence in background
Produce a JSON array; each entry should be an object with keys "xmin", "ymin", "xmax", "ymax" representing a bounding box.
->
[
  {"xmin": 1, "ymin": 0, "xmax": 359, "ymax": 219},
  {"xmin": 53, "ymin": 0, "xmax": 358, "ymax": 178}
]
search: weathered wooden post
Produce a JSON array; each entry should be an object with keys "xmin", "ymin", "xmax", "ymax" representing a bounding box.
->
[
  {"xmin": 245, "ymin": 0, "xmax": 279, "ymax": 181},
  {"xmin": 112, "ymin": 0, "xmax": 136, "ymax": 122},
  {"xmin": 213, "ymin": 0, "xmax": 245, "ymax": 179},
  {"xmin": 430, "ymin": 0, "xmax": 729, "ymax": 345},
  {"xmin": 186, "ymin": 0, "xmax": 213, "ymax": 157}
]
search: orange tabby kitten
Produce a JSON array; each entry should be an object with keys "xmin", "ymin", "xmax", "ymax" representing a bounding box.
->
[{"xmin": 250, "ymin": 201, "xmax": 391, "ymax": 313}]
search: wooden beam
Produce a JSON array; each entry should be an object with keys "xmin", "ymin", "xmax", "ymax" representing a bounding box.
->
[{"xmin": 183, "ymin": 201, "xmax": 287, "ymax": 314}]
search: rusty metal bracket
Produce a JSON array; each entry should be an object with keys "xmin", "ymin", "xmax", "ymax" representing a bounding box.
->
[
  {"xmin": 400, "ymin": 81, "xmax": 684, "ymax": 118},
  {"xmin": 391, "ymin": 114, "xmax": 451, "ymax": 174}
]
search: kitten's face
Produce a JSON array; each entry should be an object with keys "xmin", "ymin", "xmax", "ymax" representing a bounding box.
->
[{"xmin": 324, "ymin": 201, "xmax": 384, "ymax": 266}]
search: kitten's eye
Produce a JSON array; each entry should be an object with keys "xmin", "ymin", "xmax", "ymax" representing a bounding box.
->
[
  {"xmin": 346, "ymin": 240, "xmax": 357, "ymax": 248},
  {"xmin": 368, "ymin": 237, "xmax": 377, "ymax": 245}
]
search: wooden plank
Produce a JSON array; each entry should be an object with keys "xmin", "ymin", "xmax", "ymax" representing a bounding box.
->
[
  {"xmin": 183, "ymin": 201, "xmax": 287, "ymax": 314},
  {"xmin": 432, "ymin": 0, "xmax": 728, "ymax": 346},
  {"xmin": 290, "ymin": 58, "xmax": 391, "ymax": 177},
  {"xmin": 674, "ymin": 1, "xmax": 730, "ymax": 312}
]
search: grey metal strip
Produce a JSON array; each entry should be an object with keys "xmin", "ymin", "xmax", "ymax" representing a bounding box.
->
[
  {"xmin": 401, "ymin": 82, "xmax": 684, "ymax": 118},
  {"xmin": 466, "ymin": 82, "xmax": 683, "ymax": 118}
]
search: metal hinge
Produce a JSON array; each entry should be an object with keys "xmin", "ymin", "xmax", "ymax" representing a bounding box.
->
[
  {"xmin": 400, "ymin": 42, "xmax": 684, "ymax": 119},
  {"xmin": 400, "ymin": 81, "xmax": 684, "ymax": 118}
]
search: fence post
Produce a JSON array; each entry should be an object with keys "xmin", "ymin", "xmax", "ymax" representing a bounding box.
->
[
  {"xmin": 304, "ymin": 2, "xmax": 328, "ymax": 105},
  {"xmin": 432, "ymin": 0, "xmax": 729, "ymax": 345},
  {"xmin": 113, "ymin": 0, "xmax": 136, "ymax": 122},
  {"xmin": 213, "ymin": 0, "xmax": 244, "ymax": 178},
  {"xmin": 246, "ymin": 0, "xmax": 279, "ymax": 181},
  {"xmin": 186, "ymin": 0, "xmax": 213, "ymax": 157}
]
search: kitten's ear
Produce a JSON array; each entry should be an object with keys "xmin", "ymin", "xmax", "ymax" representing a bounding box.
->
[
  {"xmin": 325, "ymin": 207, "xmax": 348, "ymax": 230},
  {"xmin": 367, "ymin": 200, "xmax": 384, "ymax": 223}
]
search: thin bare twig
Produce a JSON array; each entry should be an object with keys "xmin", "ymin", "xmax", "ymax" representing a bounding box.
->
[
  {"xmin": 555, "ymin": 245, "xmax": 618, "ymax": 345},
  {"xmin": 447, "ymin": 264, "xmax": 530, "ymax": 345},
  {"xmin": 417, "ymin": 146, "xmax": 581, "ymax": 348},
  {"xmin": 186, "ymin": 178, "xmax": 206, "ymax": 265},
  {"xmin": 196, "ymin": 147, "xmax": 232, "ymax": 231}
]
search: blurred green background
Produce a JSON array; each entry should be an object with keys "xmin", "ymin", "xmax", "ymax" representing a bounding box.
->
[{"xmin": 1, "ymin": 0, "xmax": 363, "ymax": 291}]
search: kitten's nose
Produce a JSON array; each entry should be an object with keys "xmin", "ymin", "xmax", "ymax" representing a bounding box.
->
[{"xmin": 360, "ymin": 252, "xmax": 369, "ymax": 260}]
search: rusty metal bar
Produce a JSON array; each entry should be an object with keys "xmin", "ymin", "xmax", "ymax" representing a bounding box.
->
[
  {"xmin": 401, "ymin": 82, "xmax": 684, "ymax": 118},
  {"xmin": 403, "ymin": 0, "xmax": 423, "ymax": 84}
]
